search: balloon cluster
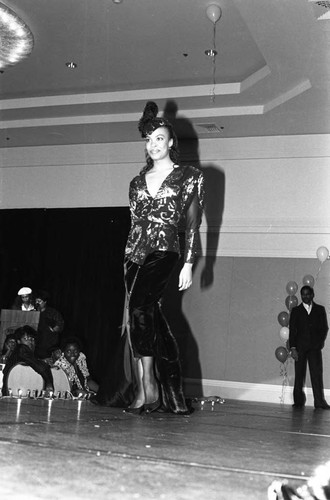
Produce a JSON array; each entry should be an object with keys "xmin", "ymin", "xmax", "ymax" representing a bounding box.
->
[
  {"xmin": 275, "ymin": 280, "xmax": 297, "ymax": 363},
  {"xmin": 274, "ymin": 246, "xmax": 329, "ymax": 364}
]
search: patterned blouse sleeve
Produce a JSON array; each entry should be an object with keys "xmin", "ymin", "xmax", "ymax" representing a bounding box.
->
[
  {"xmin": 128, "ymin": 177, "xmax": 138, "ymax": 207},
  {"xmin": 184, "ymin": 170, "xmax": 205, "ymax": 263}
]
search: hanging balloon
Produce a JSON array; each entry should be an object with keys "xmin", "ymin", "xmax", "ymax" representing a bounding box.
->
[
  {"xmin": 279, "ymin": 326, "xmax": 289, "ymax": 342},
  {"xmin": 316, "ymin": 246, "xmax": 329, "ymax": 263},
  {"xmin": 277, "ymin": 311, "xmax": 289, "ymax": 327},
  {"xmin": 206, "ymin": 4, "xmax": 222, "ymax": 23},
  {"xmin": 286, "ymin": 281, "xmax": 298, "ymax": 296},
  {"xmin": 302, "ymin": 274, "xmax": 315, "ymax": 288},
  {"xmin": 275, "ymin": 346, "xmax": 288, "ymax": 363},
  {"xmin": 285, "ymin": 295, "xmax": 298, "ymax": 311}
]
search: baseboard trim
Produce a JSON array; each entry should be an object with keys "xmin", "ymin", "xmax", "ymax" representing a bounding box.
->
[{"xmin": 184, "ymin": 378, "xmax": 330, "ymax": 407}]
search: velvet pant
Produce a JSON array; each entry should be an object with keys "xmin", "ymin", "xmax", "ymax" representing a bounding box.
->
[{"xmin": 125, "ymin": 251, "xmax": 189, "ymax": 413}]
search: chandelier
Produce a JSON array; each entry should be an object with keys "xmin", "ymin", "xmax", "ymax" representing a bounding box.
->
[{"xmin": 0, "ymin": 2, "xmax": 34, "ymax": 71}]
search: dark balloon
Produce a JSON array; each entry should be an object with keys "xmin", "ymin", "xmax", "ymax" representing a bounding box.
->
[
  {"xmin": 285, "ymin": 295, "xmax": 298, "ymax": 311},
  {"xmin": 302, "ymin": 274, "xmax": 315, "ymax": 287},
  {"xmin": 277, "ymin": 311, "xmax": 289, "ymax": 327},
  {"xmin": 275, "ymin": 346, "xmax": 288, "ymax": 363},
  {"xmin": 286, "ymin": 281, "xmax": 298, "ymax": 296}
]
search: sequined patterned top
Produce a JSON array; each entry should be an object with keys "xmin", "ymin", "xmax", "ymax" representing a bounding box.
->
[{"xmin": 125, "ymin": 165, "xmax": 204, "ymax": 265}]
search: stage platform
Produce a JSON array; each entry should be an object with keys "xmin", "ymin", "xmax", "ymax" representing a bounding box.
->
[{"xmin": 0, "ymin": 397, "xmax": 329, "ymax": 500}]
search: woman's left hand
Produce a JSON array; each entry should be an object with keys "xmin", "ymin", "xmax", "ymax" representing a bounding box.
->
[{"xmin": 178, "ymin": 263, "xmax": 193, "ymax": 291}]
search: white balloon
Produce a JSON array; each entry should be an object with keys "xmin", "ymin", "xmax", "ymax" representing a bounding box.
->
[
  {"xmin": 316, "ymin": 246, "xmax": 329, "ymax": 263},
  {"xmin": 279, "ymin": 326, "xmax": 289, "ymax": 342},
  {"xmin": 206, "ymin": 4, "xmax": 222, "ymax": 24}
]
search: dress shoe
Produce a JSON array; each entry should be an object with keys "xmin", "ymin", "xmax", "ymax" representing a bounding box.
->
[
  {"xmin": 123, "ymin": 406, "xmax": 144, "ymax": 415},
  {"xmin": 314, "ymin": 403, "xmax": 330, "ymax": 410},
  {"xmin": 144, "ymin": 398, "xmax": 161, "ymax": 414},
  {"xmin": 292, "ymin": 404, "xmax": 305, "ymax": 409}
]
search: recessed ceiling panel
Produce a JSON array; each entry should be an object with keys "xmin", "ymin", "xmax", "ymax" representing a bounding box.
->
[{"xmin": 0, "ymin": 0, "xmax": 266, "ymax": 98}]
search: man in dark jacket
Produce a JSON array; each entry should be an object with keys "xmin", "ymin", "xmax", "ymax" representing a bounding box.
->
[{"xmin": 289, "ymin": 285, "xmax": 329, "ymax": 409}]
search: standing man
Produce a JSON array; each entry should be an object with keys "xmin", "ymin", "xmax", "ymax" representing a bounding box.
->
[
  {"xmin": 34, "ymin": 290, "xmax": 64, "ymax": 361},
  {"xmin": 289, "ymin": 285, "xmax": 329, "ymax": 409}
]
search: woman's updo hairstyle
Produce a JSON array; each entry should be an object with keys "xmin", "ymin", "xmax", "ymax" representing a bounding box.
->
[{"xmin": 138, "ymin": 101, "xmax": 179, "ymax": 172}]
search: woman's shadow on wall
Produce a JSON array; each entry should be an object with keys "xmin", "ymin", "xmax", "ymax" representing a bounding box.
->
[{"xmin": 162, "ymin": 100, "xmax": 225, "ymax": 397}]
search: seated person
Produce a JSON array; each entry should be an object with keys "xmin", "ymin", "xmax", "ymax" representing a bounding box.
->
[
  {"xmin": 2, "ymin": 325, "xmax": 54, "ymax": 396},
  {"xmin": 34, "ymin": 290, "xmax": 64, "ymax": 361},
  {"xmin": 54, "ymin": 337, "xmax": 99, "ymax": 396},
  {"xmin": 11, "ymin": 287, "xmax": 36, "ymax": 311},
  {"xmin": 1, "ymin": 333, "xmax": 17, "ymax": 363}
]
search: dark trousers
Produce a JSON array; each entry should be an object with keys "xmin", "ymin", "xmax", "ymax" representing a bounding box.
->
[
  {"xmin": 125, "ymin": 251, "xmax": 189, "ymax": 413},
  {"xmin": 293, "ymin": 349, "xmax": 326, "ymax": 407}
]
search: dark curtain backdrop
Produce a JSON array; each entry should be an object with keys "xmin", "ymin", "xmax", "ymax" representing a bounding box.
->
[{"xmin": 0, "ymin": 207, "xmax": 131, "ymax": 382}]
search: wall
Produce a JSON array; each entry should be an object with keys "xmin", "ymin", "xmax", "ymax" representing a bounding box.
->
[{"xmin": 1, "ymin": 134, "xmax": 330, "ymax": 405}]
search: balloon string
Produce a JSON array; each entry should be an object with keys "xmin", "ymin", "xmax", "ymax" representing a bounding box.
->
[
  {"xmin": 210, "ymin": 23, "xmax": 217, "ymax": 103},
  {"xmin": 315, "ymin": 262, "xmax": 323, "ymax": 283},
  {"xmin": 280, "ymin": 360, "xmax": 289, "ymax": 405}
]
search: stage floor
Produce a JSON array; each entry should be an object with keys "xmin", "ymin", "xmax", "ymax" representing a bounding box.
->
[{"xmin": 0, "ymin": 397, "xmax": 329, "ymax": 500}]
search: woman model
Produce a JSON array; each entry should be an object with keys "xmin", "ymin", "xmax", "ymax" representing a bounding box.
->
[
  {"xmin": 122, "ymin": 101, "xmax": 204, "ymax": 415},
  {"xmin": 92, "ymin": 101, "xmax": 204, "ymax": 415}
]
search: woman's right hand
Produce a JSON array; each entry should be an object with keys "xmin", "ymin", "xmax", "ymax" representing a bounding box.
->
[{"xmin": 178, "ymin": 263, "xmax": 193, "ymax": 291}]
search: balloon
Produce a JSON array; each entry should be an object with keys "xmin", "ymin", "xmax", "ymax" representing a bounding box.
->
[
  {"xmin": 316, "ymin": 246, "xmax": 329, "ymax": 263},
  {"xmin": 302, "ymin": 274, "xmax": 315, "ymax": 287},
  {"xmin": 206, "ymin": 4, "xmax": 222, "ymax": 24},
  {"xmin": 277, "ymin": 311, "xmax": 289, "ymax": 327},
  {"xmin": 279, "ymin": 326, "xmax": 289, "ymax": 342},
  {"xmin": 286, "ymin": 281, "xmax": 298, "ymax": 296},
  {"xmin": 285, "ymin": 295, "xmax": 298, "ymax": 311},
  {"xmin": 275, "ymin": 346, "xmax": 288, "ymax": 363}
]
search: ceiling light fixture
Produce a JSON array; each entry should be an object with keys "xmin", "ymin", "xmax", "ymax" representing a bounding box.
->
[
  {"xmin": 205, "ymin": 4, "xmax": 222, "ymax": 102},
  {"xmin": 0, "ymin": 2, "xmax": 34, "ymax": 70},
  {"xmin": 205, "ymin": 49, "xmax": 218, "ymax": 57},
  {"xmin": 65, "ymin": 62, "xmax": 77, "ymax": 69}
]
